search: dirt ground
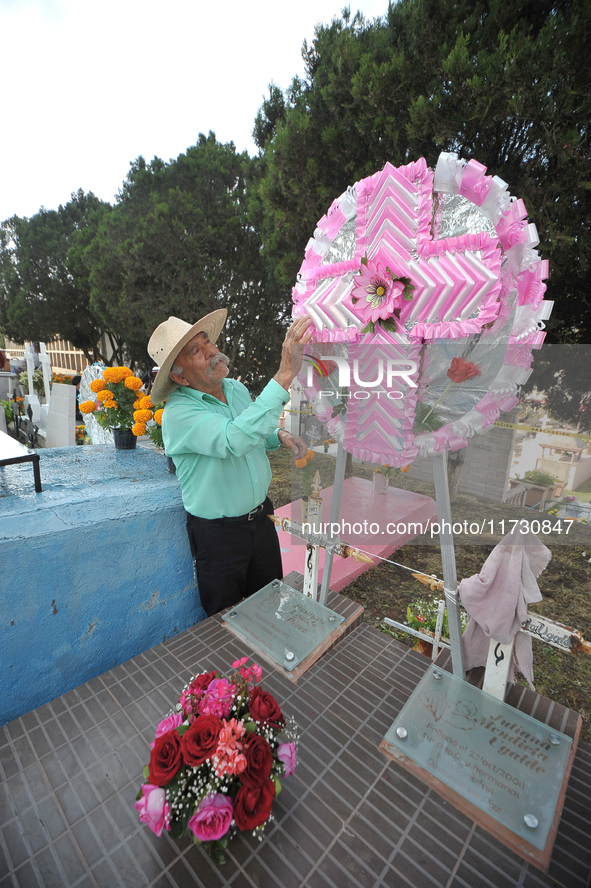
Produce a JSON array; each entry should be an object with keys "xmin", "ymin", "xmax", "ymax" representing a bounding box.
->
[{"xmin": 268, "ymin": 447, "xmax": 591, "ymax": 743}]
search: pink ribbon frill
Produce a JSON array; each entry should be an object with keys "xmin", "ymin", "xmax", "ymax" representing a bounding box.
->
[
  {"xmin": 459, "ymin": 159, "xmax": 492, "ymax": 207},
  {"xmin": 317, "ymin": 204, "xmax": 347, "ymax": 241}
]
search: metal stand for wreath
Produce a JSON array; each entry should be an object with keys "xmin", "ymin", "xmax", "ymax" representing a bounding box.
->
[
  {"xmin": 432, "ymin": 452, "xmax": 465, "ymax": 678},
  {"xmin": 319, "ymin": 443, "xmax": 466, "ymax": 678}
]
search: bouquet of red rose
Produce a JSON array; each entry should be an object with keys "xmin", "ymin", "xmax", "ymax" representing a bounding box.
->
[{"xmin": 134, "ymin": 658, "xmax": 298, "ymax": 864}]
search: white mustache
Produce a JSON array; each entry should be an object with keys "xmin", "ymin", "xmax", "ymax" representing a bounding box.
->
[{"xmin": 205, "ymin": 352, "xmax": 230, "ymax": 379}]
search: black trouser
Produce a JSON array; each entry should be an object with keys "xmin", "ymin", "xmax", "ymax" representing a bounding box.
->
[{"xmin": 186, "ymin": 497, "xmax": 283, "ymax": 617}]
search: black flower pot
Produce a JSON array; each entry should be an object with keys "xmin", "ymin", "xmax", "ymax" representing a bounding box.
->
[{"xmin": 113, "ymin": 428, "xmax": 137, "ymax": 450}]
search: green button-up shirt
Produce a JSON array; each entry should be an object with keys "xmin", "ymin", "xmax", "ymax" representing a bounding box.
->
[{"xmin": 162, "ymin": 378, "xmax": 289, "ymax": 519}]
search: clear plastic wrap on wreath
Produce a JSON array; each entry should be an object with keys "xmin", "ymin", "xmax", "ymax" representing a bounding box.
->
[{"xmin": 292, "ymin": 153, "xmax": 551, "ymax": 467}]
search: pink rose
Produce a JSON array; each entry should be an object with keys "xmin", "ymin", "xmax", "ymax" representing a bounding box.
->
[
  {"xmin": 277, "ymin": 741, "xmax": 297, "ymax": 776},
  {"xmin": 150, "ymin": 712, "xmax": 183, "ymax": 748},
  {"xmin": 188, "ymin": 793, "xmax": 233, "ymax": 842},
  {"xmin": 134, "ymin": 784, "xmax": 171, "ymax": 837}
]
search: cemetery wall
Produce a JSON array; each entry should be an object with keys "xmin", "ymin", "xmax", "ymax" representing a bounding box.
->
[
  {"xmin": 0, "ymin": 446, "xmax": 205, "ymax": 724},
  {"xmin": 404, "ymin": 408, "xmax": 519, "ymax": 501}
]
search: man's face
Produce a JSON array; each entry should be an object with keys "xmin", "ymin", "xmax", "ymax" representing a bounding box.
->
[{"xmin": 172, "ymin": 332, "xmax": 229, "ymax": 391}]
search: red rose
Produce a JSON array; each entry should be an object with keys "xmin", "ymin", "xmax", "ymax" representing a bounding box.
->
[
  {"xmin": 189, "ymin": 671, "xmax": 217, "ymax": 695},
  {"xmin": 447, "ymin": 357, "xmax": 481, "ymax": 384},
  {"xmin": 240, "ymin": 734, "xmax": 273, "ymax": 788},
  {"xmin": 148, "ymin": 730, "xmax": 183, "ymax": 786},
  {"xmin": 248, "ymin": 687, "xmax": 284, "ymax": 730},
  {"xmin": 181, "ymin": 715, "xmax": 223, "ymax": 767},
  {"xmin": 233, "ymin": 780, "xmax": 275, "ymax": 831}
]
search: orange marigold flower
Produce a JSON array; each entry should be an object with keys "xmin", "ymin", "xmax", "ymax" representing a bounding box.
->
[
  {"xmin": 79, "ymin": 400, "xmax": 96, "ymax": 414},
  {"xmin": 90, "ymin": 379, "xmax": 105, "ymax": 393},
  {"xmin": 295, "ymin": 457, "xmax": 308, "ymax": 469},
  {"xmin": 132, "ymin": 422, "xmax": 147, "ymax": 436},
  {"xmin": 96, "ymin": 389, "xmax": 114, "ymax": 402},
  {"xmin": 133, "ymin": 399, "xmax": 142, "ymax": 409},
  {"xmin": 133, "ymin": 409, "xmax": 153, "ymax": 423},
  {"xmin": 119, "ymin": 367, "xmax": 133, "ymax": 379},
  {"xmin": 306, "ymin": 449, "xmax": 314, "ymax": 459},
  {"xmin": 401, "ymin": 465, "xmax": 410, "ymax": 473},
  {"xmin": 105, "ymin": 400, "xmax": 118, "ymax": 409},
  {"xmin": 139, "ymin": 395, "xmax": 154, "ymax": 409},
  {"xmin": 154, "ymin": 408, "xmax": 164, "ymax": 425},
  {"xmin": 124, "ymin": 376, "xmax": 143, "ymax": 391},
  {"xmin": 102, "ymin": 367, "xmax": 126, "ymax": 383}
]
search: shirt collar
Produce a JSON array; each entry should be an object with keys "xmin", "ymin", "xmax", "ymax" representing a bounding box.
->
[{"xmin": 180, "ymin": 378, "xmax": 232, "ymax": 406}]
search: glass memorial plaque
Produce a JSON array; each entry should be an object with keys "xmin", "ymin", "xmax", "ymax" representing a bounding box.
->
[
  {"xmin": 222, "ymin": 580, "xmax": 344, "ymax": 672},
  {"xmin": 383, "ymin": 668, "xmax": 572, "ymax": 852}
]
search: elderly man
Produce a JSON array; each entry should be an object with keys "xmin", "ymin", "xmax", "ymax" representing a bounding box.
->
[{"xmin": 148, "ymin": 310, "xmax": 311, "ymax": 617}]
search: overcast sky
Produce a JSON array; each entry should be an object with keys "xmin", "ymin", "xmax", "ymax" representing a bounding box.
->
[{"xmin": 0, "ymin": 0, "xmax": 387, "ymax": 222}]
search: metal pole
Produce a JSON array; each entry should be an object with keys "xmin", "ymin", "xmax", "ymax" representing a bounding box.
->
[
  {"xmin": 432, "ymin": 452, "xmax": 465, "ymax": 678},
  {"xmin": 318, "ymin": 441, "xmax": 347, "ymax": 605}
]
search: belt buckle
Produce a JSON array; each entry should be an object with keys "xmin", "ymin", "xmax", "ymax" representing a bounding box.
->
[{"xmin": 248, "ymin": 504, "xmax": 262, "ymax": 521}]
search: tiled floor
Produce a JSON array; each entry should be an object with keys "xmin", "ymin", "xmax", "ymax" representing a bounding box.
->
[{"xmin": 1, "ymin": 585, "xmax": 590, "ymax": 888}]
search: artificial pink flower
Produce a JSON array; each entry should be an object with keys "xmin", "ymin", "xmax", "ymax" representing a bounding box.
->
[
  {"xmin": 188, "ymin": 793, "xmax": 233, "ymax": 842},
  {"xmin": 351, "ymin": 261, "xmax": 404, "ymax": 324},
  {"xmin": 150, "ymin": 712, "xmax": 183, "ymax": 748},
  {"xmin": 232, "ymin": 657, "xmax": 249, "ymax": 669},
  {"xmin": 277, "ymin": 741, "xmax": 297, "ymax": 776},
  {"xmin": 134, "ymin": 785, "xmax": 171, "ymax": 837}
]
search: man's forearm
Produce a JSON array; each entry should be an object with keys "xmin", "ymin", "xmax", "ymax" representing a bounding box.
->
[{"xmin": 273, "ymin": 371, "xmax": 291, "ymax": 392}]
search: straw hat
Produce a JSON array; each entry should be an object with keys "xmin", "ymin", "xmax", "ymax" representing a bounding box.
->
[{"xmin": 148, "ymin": 310, "xmax": 227, "ymax": 403}]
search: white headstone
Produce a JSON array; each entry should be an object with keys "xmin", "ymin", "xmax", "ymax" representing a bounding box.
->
[
  {"xmin": 23, "ymin": 342, "xmax": 41, "ymax": 421},
  {"xmin": 39, "ymin": 343, "xmax": 52, "ymax": 403},
  {"xmin": 45, "ymin": 383, "xmax": 76, "ymax": 447}
]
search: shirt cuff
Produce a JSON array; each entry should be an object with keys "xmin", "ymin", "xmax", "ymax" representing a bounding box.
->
[
  {"xmin": 262, "ymin": 378, "xmax": 290, "ymax": 406},
  {"xmin": 265, "ymin": 429, "xmax": 282, "ymax": 451}
]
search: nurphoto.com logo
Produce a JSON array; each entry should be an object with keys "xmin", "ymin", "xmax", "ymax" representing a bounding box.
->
[{"xmin": 304, "ymin": 356, "xmax": 418, "ymax": 400}]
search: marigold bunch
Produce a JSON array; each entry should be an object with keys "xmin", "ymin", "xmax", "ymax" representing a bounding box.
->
[
  {"xmin": 75, "ymin": 424, "xmax": 90, "ymax": 445},
  {"xmin": 373, "ymin": 463, "xmax": 410, "ymax": 481},
  {"xmin": 135, "ymin": 657, "xmax": 299, "ymax": 865},
  {"xmin": 81, "ymin": 366, "xmax": 148, "ymax": 434}
]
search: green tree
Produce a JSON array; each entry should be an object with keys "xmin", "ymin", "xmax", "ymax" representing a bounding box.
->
[
  {"xmin": 84, "ymin": 133, "xmax": 287, "ymax": 387},
  {"xmin": 0, "ymin": 191, "xmax": 112, "ymax": 361},
  {"xmin": 255, "ymin": 0, "xmax": 591, "ymax": 341},
  {"xmin": 522, "ymin": 344, "xmax": 591, "ymax": 431}
]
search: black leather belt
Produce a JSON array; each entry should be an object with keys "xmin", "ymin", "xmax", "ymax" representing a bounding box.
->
[
  {"xmin": 187, "ymin": 501, "xmax": 266, "ymax": 526},
  {"xmin": 243, "ymin": 503, "xmax": 265, "ymax": 521}
]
